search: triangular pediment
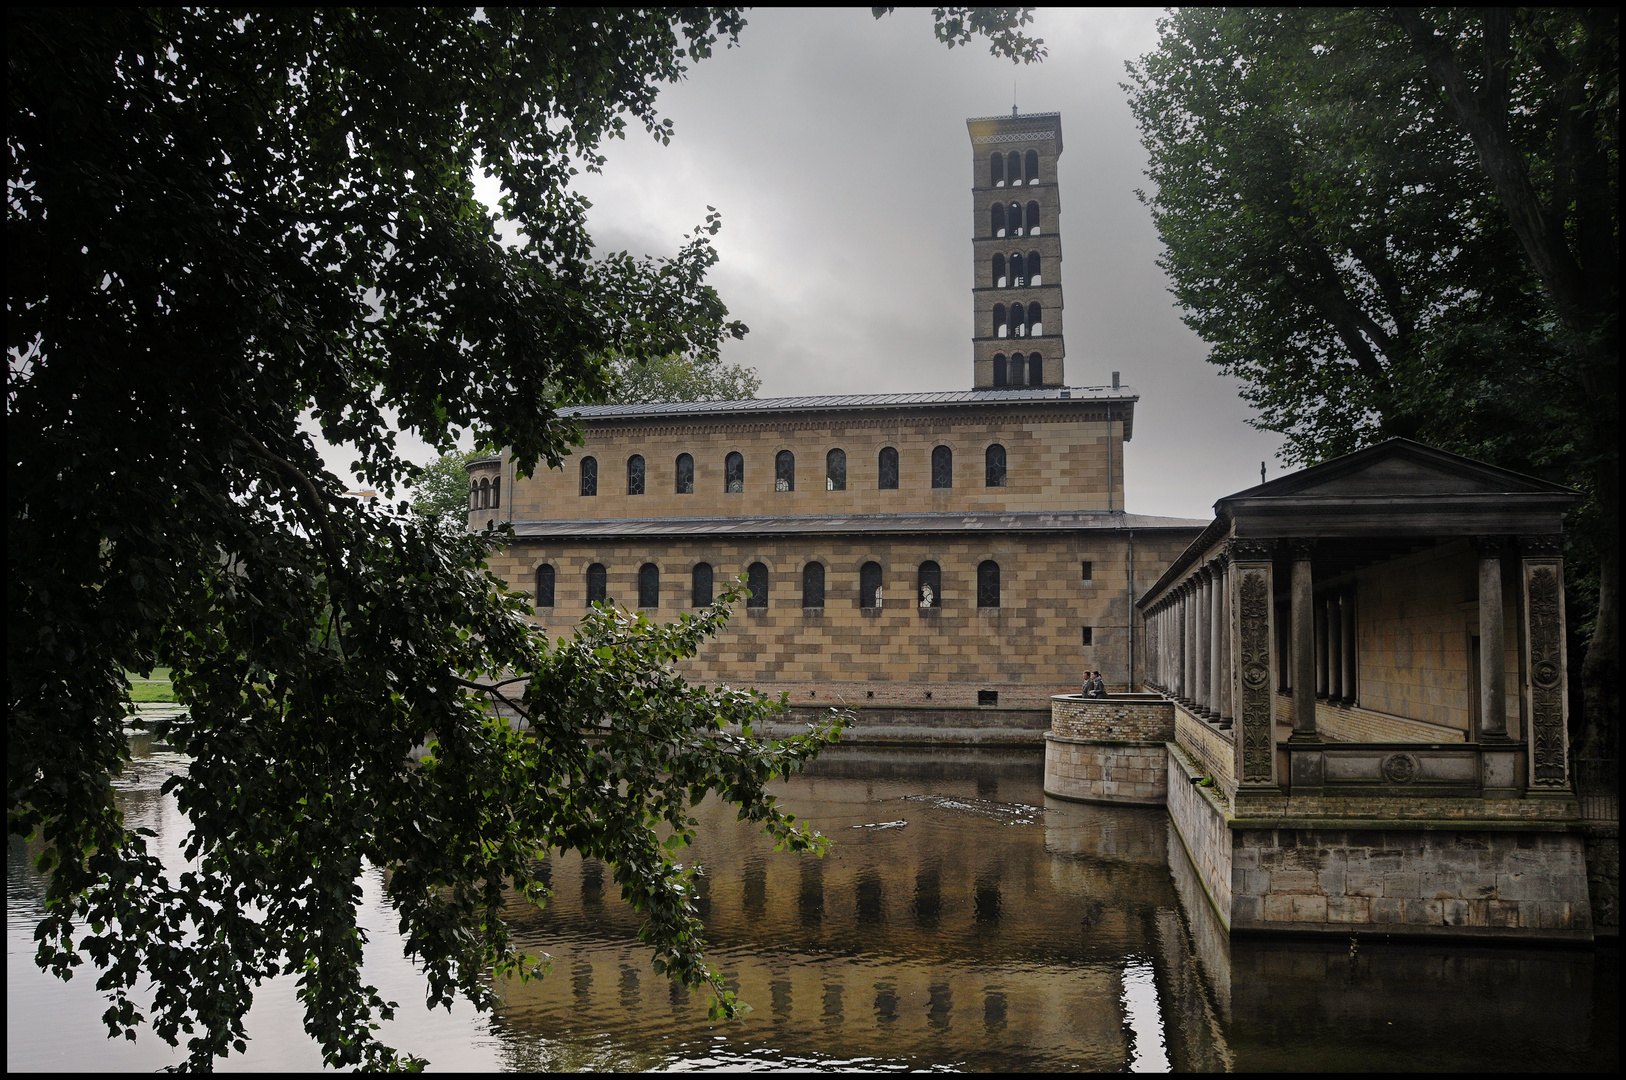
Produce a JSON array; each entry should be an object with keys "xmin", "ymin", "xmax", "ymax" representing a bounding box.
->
[{"xmin": 1219, "ymin": 439, "xmax": 1573, "ymax": 504}]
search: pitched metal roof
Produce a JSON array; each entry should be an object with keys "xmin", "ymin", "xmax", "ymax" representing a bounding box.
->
[
  {"xmin": 507, "ymin": 509, "xmax": 1206, "ymax": 541},
  {"xmin": 563, "ymin": 385, "xmax": 1136, "ymax": 421}
]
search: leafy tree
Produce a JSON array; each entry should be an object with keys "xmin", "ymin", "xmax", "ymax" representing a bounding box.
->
[
  {"xmin": 613, "ymin": 351, "xmax": 762, "ymax": 403},
  {"xmin": 7, "ymin": 6, "xmax": 1041, "ymax": 1070},
  {"xmin": 1126, "ymin": 7, "xmax": 1617, "ymax": 756},
  {"xmin": 409, "ymin": 449, "xmax": 483, "ymax": 528}
]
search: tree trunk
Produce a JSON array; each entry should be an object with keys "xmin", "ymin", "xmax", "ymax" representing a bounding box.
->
[{"xmin": 1579, "ymin": 453, "xmax": 1619, "ymax": 760}]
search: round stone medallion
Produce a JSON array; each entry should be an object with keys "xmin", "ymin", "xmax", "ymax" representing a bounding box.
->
[{"xmin": 1380, "ymin": 752, "xmax": 1419, "ymax": 785}]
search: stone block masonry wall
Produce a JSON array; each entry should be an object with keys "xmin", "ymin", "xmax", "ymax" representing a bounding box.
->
[
  {"xmin": 1050, "ymin": 696, "xmax": 1174, "ymax": 741},
  {"xmin": 1167, "ymin": 742, "xmax": 1235, "ymax": 930},
  {"xmin": 1275, "ymin": 693, "xmax": 1467, "ymax": 744},
  {"xmin": 1174, "ymin": 702, "xmax": 1236, "ymax": 797},
  {"xmin": 1045, "ymin": 736, "xmax": 1167, "ymax": 805},
  {"xmin": 1230, "ymin": 827, "xmax": 1593, "ymax": 939}
]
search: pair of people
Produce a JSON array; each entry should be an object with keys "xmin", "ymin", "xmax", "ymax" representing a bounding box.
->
[{"xmin": 1081, "ymin": 671, "xmax": 1107, "ymax": 698}]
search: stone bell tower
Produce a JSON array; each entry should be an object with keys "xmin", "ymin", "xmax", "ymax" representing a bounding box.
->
[{"xmin": 968, "ymin": 110, "xmax": 1065, "ymax": 389}]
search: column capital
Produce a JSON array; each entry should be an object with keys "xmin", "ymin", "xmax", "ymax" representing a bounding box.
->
[
  {"xmin": 1227, "ymin": 537, "xmax": 1274, "ymax": 562},
  {"xmin": 1472, "ymin": 534, "xmax": 1510, "ymax": 556},
  {"xmin": 1288, "ymin": 538, "xmax": 1317, "ymax": 559},
  {"xmin": 1519, "ymin": 535, "xmax": 1564, "ymax": 559}
]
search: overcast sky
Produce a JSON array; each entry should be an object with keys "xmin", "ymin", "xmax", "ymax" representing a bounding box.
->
[{"xmin": 335, "ymin": 7, "xmax": 1286, "ymax": 521}]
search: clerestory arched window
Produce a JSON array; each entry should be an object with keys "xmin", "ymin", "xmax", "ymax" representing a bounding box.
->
[
  {"xmin": 990, "ymin": 203, "xmax": 1006, "ymax": 238},
  {"xmin": 978, "ymin": 560, "xmax": 1001, "ymax": 608},
  {"xmin": 534, "ymin": 564, "xmax": 555, "ymax": 608},
  {"xmin": 860, "ymin": 561, "xmax": 883, "ymax": 609},
  {"xmin": 993, "ymin": 353, "xmax": 1008, "ymax": 387},
  {"xmin": 1027, "ymin": 250, "xmax": 1042, "ymax": 286},
  {"xmin": 675, "ymin": 453, "xmax": 694, "ymax": 494},
  {"xmin": 985, "ymin": 444, "xmax": 1007, "ymax": 487},
  {"xmin": 638, "ymin": 563, "xmax": 659, "ymax": 609},
  {"xmin": 580, "ymin": 456, "xmax": 598, "ymax": 497},
  {"xmin": 802, "ymin": 562, "xmax": 825, "ymax": 608},
  {"xmin": 627, "ymin": 454, "xmax": 645, "ymax": 495},
  {"xmin": 931, "ymin": 445, "xmax": 953, "ymax": 489},
  {"xmin": 692, "ymin": 562, "xmax": 713, "ymax": 607},
  {"xmin": 1007, "ymin": 151, "xmax": 1022, "ymax": 185},
  {"xmin": 775, "ymin": 450, "xmax": 794, "ymax": 492},
  {"xmin": 989, "ymin": 152, "xmax": 1004, "ymax": 187},
  {"xmin": 878, "ymin": 447, "xmax": 899, "ymax": 490},
  {"xmin": 587, "ymin": 563, "xmax": 608, "ymax": 605},
  {"xmin": 746, "ymin": 562, "xmax": 769, "ymax": 608},
  {"xmin": 826, "ymin": 448, "xmax": 846, "ymax": 491},
  {"xmin": 1025, "ymin": 149, "xmax": 1039, "ymax": 183},
  {"xmin": 1028, "ymin": 352, "xmax": 1043, "ymax": 385},
  {"xmin": 724, "ymin": 451, "xmax": 744, "ymax": 493},
  {"xmin": 992, "ymin": 253, "xmax": 1006, "ymax": 289},
  {"xmin": 917, "ymin": 561, "xmax": 941, "ymax": 609},
  {"xmin": 1026, "ymin": 201, "xmax": 1041, "ymax": 234}
]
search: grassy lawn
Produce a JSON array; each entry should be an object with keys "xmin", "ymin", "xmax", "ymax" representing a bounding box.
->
[{"xmin": 126, "ymin": 667, "xmax": 177, "ymax": 704}]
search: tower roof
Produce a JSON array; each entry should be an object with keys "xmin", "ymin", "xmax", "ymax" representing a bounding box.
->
[{"xmin": 966, "ymin": 111, "xmax": 1063, "ymax": 155}]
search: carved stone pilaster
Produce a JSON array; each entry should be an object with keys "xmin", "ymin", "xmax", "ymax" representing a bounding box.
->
[
  {"xmin": 1233, "ymin": 559, "xmax": 1277, "ymax": 789},
  {"xmin": 1523, "ymin": 561, "xmax": 1570, "ymax": 789}
]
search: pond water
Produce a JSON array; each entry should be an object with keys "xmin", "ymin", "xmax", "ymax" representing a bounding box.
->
[{"xmin": 6, "ymin": 737, "xmax": 1618, "ymax": 1071}]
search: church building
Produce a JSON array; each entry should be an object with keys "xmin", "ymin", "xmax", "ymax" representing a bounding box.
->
[{"xmin": 467, "ymin": 110, "xmax": 1206, "ymax": 742}]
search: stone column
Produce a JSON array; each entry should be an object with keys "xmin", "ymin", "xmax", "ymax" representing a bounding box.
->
[
  {"xmin": 1220, "ymin": 557, "xmax": 1234, "ymax": 725},
  {"xmin": 1519, "ymin": 536, "xmax": 1570, "ymax": 792},
  {"xmin": 1196, "ymin": 569, "xmax": 1211, "ymax": 715},
  {"xmin": 1339, "ymin": 589, "xmax": 1356, "ymax": 705},
  {"xmin": 1475, "ymin": 536, "xmax": 1509, "ymax": 740},
  {"xmin": 1314, "ymin": 593, "xmax": 1329, "ymax": 698},
  {"xmin": 1210, "ymin": 561, "xmax": 1225, "ymax": 722},
  {"xmin": 1326, "ymin": 594, "xmax": 1343, "ymax": 702},
  {"xmin": 1290, "ymin": 540, "xmax": 1320, "ymax": 744},
  {"xmin": 1228, "ymin": 538, "xmax": 1279, "ymax": 796},
  {"xmin": 1183, "ymin": 584, "xmax": 1195, "ymax": 704}
]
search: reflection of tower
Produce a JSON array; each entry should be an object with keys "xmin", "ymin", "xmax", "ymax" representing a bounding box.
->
[{"xmin": 968, "ymin": 110, "xmax": 1065, "ymax": 389}]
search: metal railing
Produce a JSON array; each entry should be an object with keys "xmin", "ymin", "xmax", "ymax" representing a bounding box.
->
[{"xmin": 1573, "ymin": 758, "xmax": 1619, "ymax": 824}]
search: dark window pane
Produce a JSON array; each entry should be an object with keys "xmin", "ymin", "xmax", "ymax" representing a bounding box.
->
[
  {"xmin": 992, "ymin": 253, "xmax": 1005, "ymax": 287},
  {"xmin": 1081, "ymin": 561, "xmax": 1093, "ymax": 581},
  {"xmin": 989, "ymin": 152, "xmax": 1003, "ymax": 186},
  {"xmin": 535, "ymin": 564, "xmax": 555, "ymax": 608},
  {"xmin": 1028, "ymin": 352, "xmax": 1042, "ymax": 384},
  {"xmin": 993, "ymin": 354, "xmax": 1007, "ymax": 387},
  {"xmin": 692, "ymin": 563, "xmax": 714, "ymax": 607},
  {"xmin": 860, "ymin": 561, "xmax": 883, "ymax": 609},
  {"xmin": 491, "ymin": 476, "xmax": 500, "ymax": 508},
  {"xmin": 1009, "ymin": 354, "xmax": 1025, "ymax": 386},
  {"xmin": 878, "ymin": 447, "xmax": 899, "ymax": 490},
  {"xmin": 990, "ymin": 203, "xmax": 1005, "ymax": 237},
  {"xmin": 479, "ymin": 478, "xmax": 489, "ymax": 508},
  {"xmin": 775, "ymin": 450, "xmax": 794, "ymax": 492},
  {"xmin": 985, "ymin": 444, "xmax": 1007, "ymax": 487},
  {"xmin": 638, "ymin": 563, "xmax": 659, "ymax": 608},
  {"xmin": 627, "ymin": 454, "xmax": 645, "ymax": 495},
  {"xmin": 580, "ymin": 456, "xmax": 598, "ymax": 497},
  {"xmin": 977, "ymin": 560, "xmax": 1000, "ymax": 608},
  {"xmin": 826, "ymin": 449, "xmax": 846, "ymax": 491},
  {"xmin": 469, "ymin": 481, "xmax": 478, "ymax": 509},
  {"xmin": 725, "ymin": 451, "xmax": 744, "ymax": 493},
  {"xmin": 803, "ymin": 562, "xmax": 825, "ymax": 608},
  {"xmin": 747, "ymin": 562, "xmax": 769, "ymax": 608},
  {"xmin": 675, "ymin": 453, "xmax": 694, "ymax": 494},
  {"xmin": 1025, "ymin": 149, "xmax": 1038, "ymax": 182},
  {"xmin": 932, "ymin": 446, "xmax": 953, "ymax": 489},
  {"xmin": 918, "ymin": 561, "xmax": 941, "ymax": 608},
  {"xmin": 587, "ymin": 563, "xmax": 608, "ymax": 605}
]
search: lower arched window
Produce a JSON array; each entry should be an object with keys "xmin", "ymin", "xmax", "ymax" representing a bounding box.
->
[
  {"xmin": 534, "ymin": 564, "xmax": 555, "ymax": 608},
  {"xmin": 627, "ymin": 454, "xmax": 645, "ymax": 495},
  {"xmin": 977, "ymin": 560, "xmax": 1001, "ymax": 608},
  {"xmin": 587, "ymin": 563, "xmax": 608, "ymax": 605},
  {"xmin": 986, "ymin": 444, "xmax": 1007, "ymax": 487},
  {"xmin": 775, "ymin": 450, "xmax": 794, "ymax": 492},
  {"xmin": 746, "ymin": 562, "xmax": 769, "ymax": 608},
  {"xmin": 675, "ymin": 453, "xmax": 694, "ymax": 494},
  {"xmin": 478, "ymin": 478, "xmax": 490, "ymax": 508},
  {"xmin": 802, "ymin": 562, "xmax": 825, "ymax": 608},
  {"xmin": 638, "ymin": 563, "xmax": 659, "ymax": 609},
  {"xmin": 725, "ymin": 451, "xmax": 744, "ymax": 493},
  {"xmin": 993, "ymin": 353, "xmax": 1008, "ymax": 387},
  {"xmin": 826, "ymin": 448, "xmax": 846, "ymax": 491},
  {"xmin": 878, "ymin": 447, "xmax": 899, "ymax": 490},
  {"xmin": 918, "ymin": 561, "xmax": 941, "ymax": 609},
  {"xmin": 860, "ymin": 562, "xmax": 883, "ymax": 609},
  {"xmin": 1028, "ymin": 352, "xmax": 1043, "ymax": 385},
  {"xmin": 692, "ymin": 563, "xmax": 713, "ymax": 607},
  {"xmin": 469, "ymin": 481, "xmax": 478, "ymax": 509},
  {"xmin": 1009, "ymin": 354, "xmax": 1025, "ymax": 386},
  {"xmin": 580, "ymin": 456, "xmax": 598, "ymax": 497},
  {"xmin": 931, "ymin": 445, "xmax": 953, "ymax": 489}
]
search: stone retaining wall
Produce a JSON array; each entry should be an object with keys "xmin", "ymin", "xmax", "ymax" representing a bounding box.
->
[
  {"xmin": 1050, "ymin": 695, "xmax": 1175, "ymax": 741},
  {"xmin": 1044, "ymin": 735, "xmax": 1168, "ymax": 806}
]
